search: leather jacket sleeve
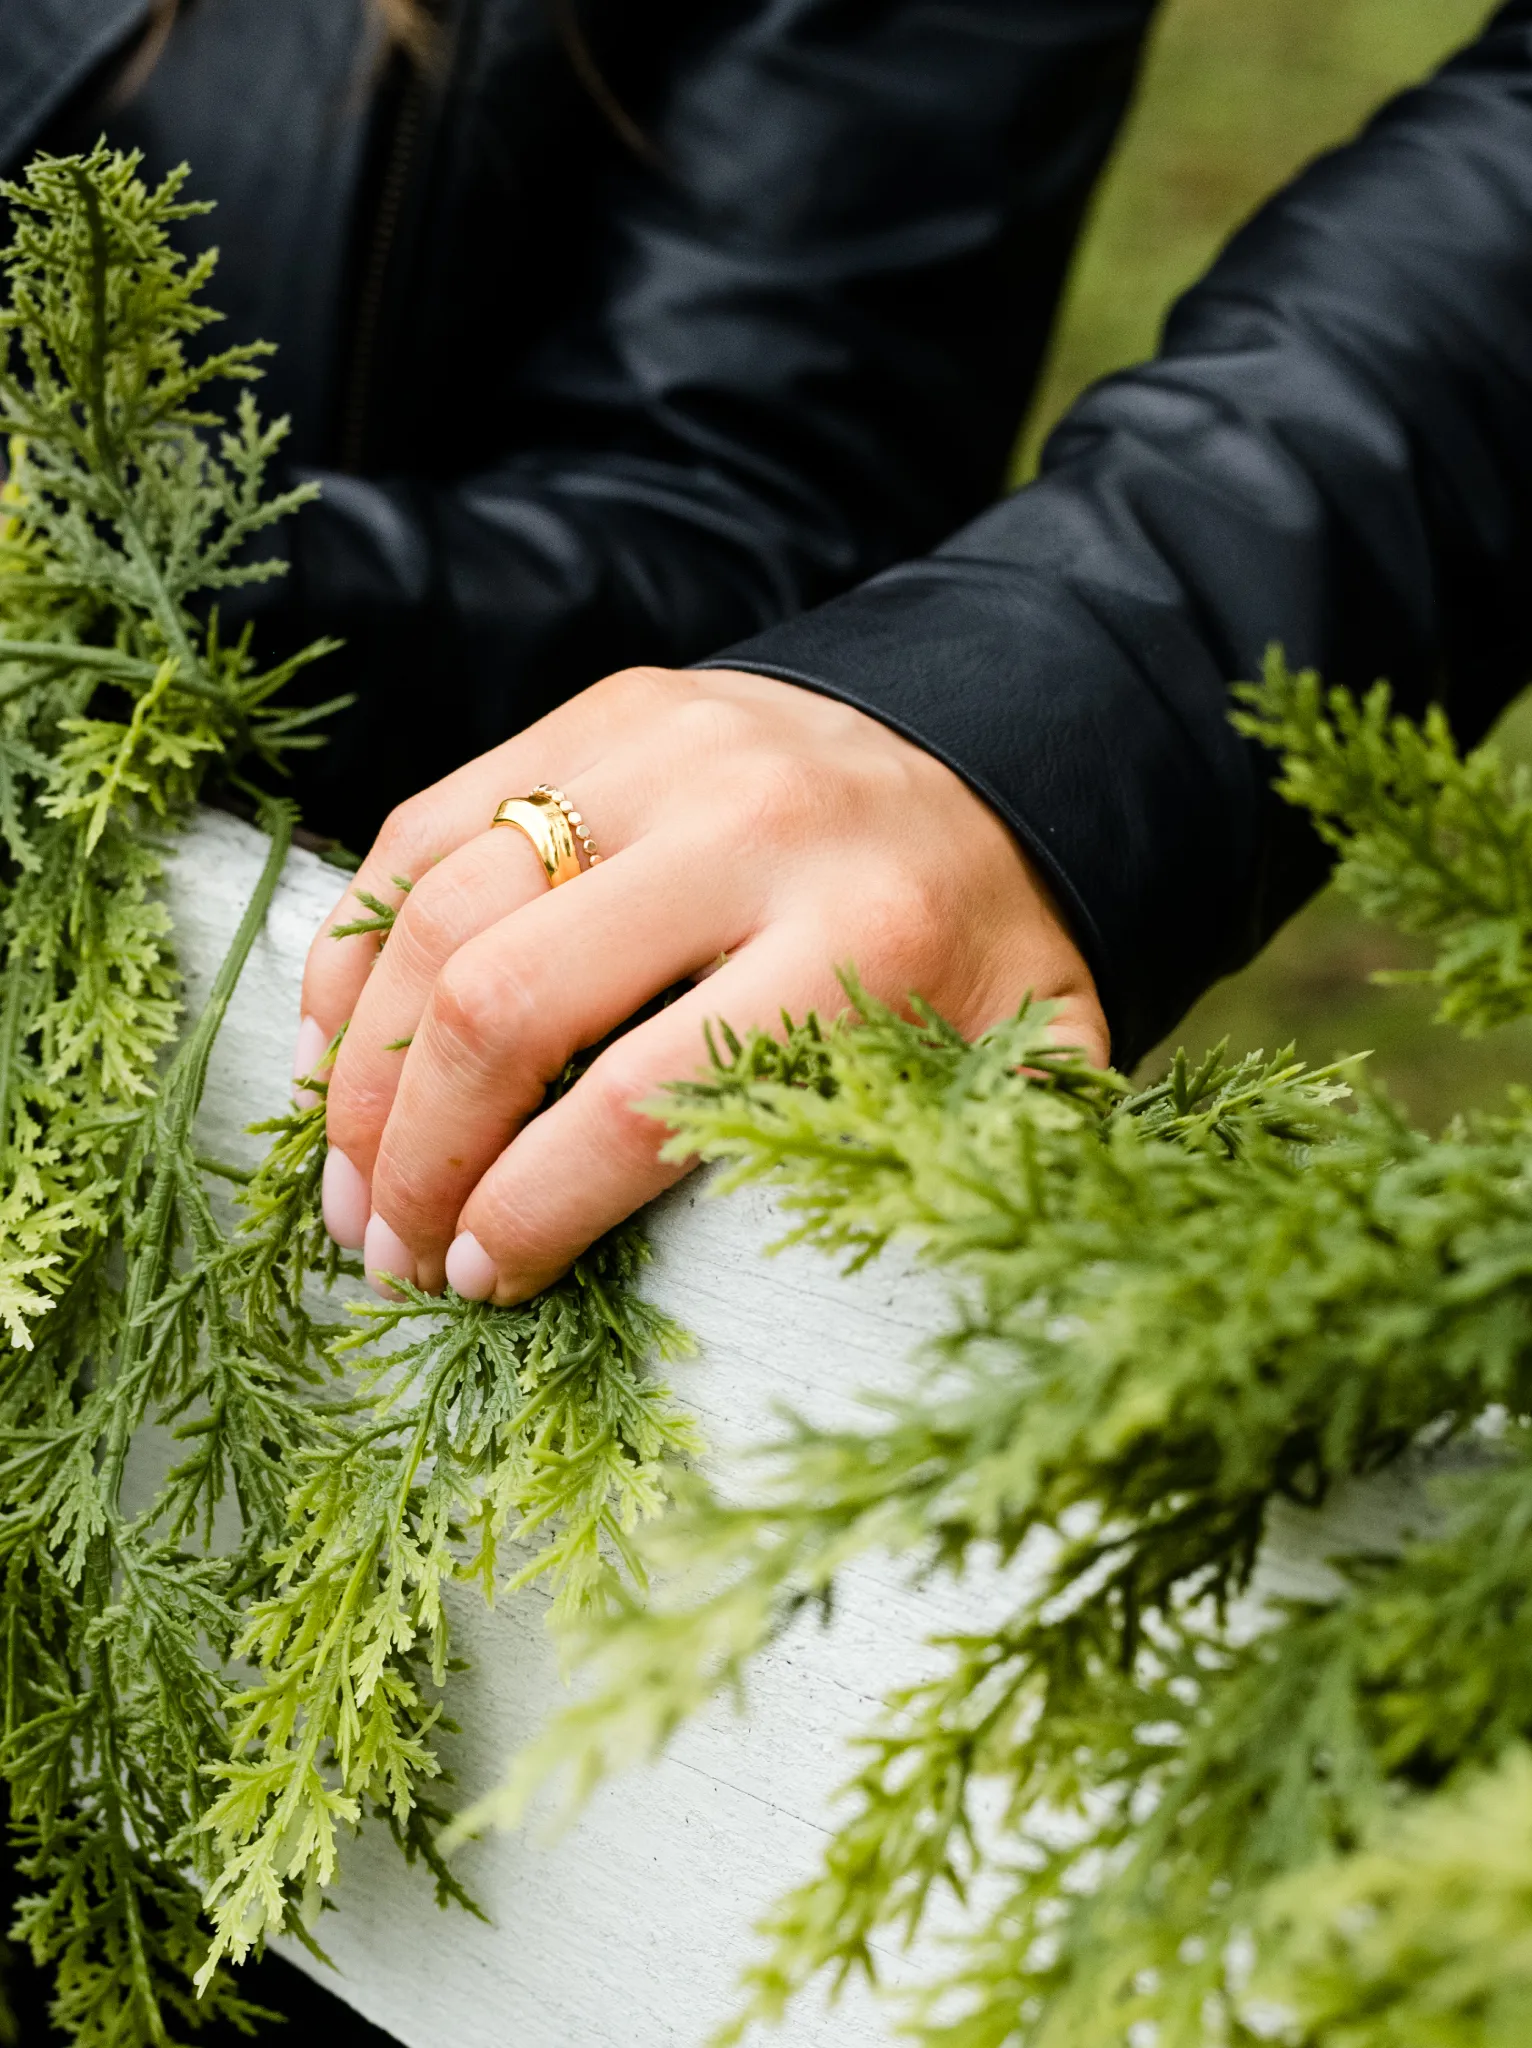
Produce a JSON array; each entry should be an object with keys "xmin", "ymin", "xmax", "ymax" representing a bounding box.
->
[
  {"xmin": 277, "ymin": 0, "xmax": 1156, "ymax": 836},
  {"xmin": 704, "ymin": 0, "xmax": 1532, "ymax": 1069}
]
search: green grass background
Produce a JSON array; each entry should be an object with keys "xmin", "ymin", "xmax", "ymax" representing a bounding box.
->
[{"xmin": 1018, "ymin": 0, "xmax": 1523, "ymax": 1124}]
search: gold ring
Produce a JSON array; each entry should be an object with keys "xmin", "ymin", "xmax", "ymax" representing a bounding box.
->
[
  {"xmin": 532, "ymin": 782, "xmax": 602, "ymax": 867},
  {"xmin": 490, "ymin": 784, "xmax": 601, "ymax": 887}
]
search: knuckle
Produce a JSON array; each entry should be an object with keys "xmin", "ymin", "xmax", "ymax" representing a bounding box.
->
[
  {"xmin": 427, "ymin": 946, "xmax": 557, "ymax": 1085},
  {"xmin": 597, "ymin": 664, "xmax": 685, "ymax": 718},
  {"xmin": 849, "ymin": 869, "xmax": 950, "ymax": 991},
  {"xmin": 729, "ymin": 749, "xmax": 823, "ymax": 844},
  {"xmin": 323, "ymin": 1065, "xmax": 392, "ymax": 1163},
  {"xmin": 372, "ymin": 799, "xmax": 429, "ymax": 873},
  {"xmin": 585, "ymin": 1054, "xmax": 672, "ymax": 1161},
  {"xmin": 386, "ymin": 866, "xmax": 468, "ymax": 973},
  {"xmin": 428, "ymin": 954, "xmax": 516, "ymax": 1066},
  {"xmin": 669, "ymin": 692, "xmax": 761, "ymax": 759}
]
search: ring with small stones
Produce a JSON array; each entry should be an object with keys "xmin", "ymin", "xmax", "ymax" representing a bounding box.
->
[{"xmin": 533, "ymin": 782, "xmax": 602, "ymax": 866}]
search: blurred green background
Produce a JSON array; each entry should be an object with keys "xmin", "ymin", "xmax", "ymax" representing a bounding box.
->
[{"xmin": 1018, "ymin": 0, "xmax": 1528, "ymax": 1124}]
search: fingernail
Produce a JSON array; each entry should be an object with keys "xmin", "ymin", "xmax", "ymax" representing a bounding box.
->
[
  {"xmin": 292, "ymin": 1015, "xmax": 328, "ymax": 1107},
  {"xmin": 364, "ymin": 1211, "xmax": 417, "ymax": 1300},
  {"xmin": 321, "ymin": 1149, "xmax": 370, "ymax": 1250},
  {"xmin": 446, "ymin": 1232, "xmax": 499, "ymax": 1302}
]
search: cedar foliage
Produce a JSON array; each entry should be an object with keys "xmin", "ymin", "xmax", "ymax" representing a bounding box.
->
[
  {"xmin": 0, "ymin": 149, "xmax": 696, "ymax": 2043},
  {"xmin": 491, "ymin": 652, "xmax": 1532, "ymax": 2048},
  {"xmin": 4, "ymin": 142, "xmax": 1531, "ymax": 2048}
]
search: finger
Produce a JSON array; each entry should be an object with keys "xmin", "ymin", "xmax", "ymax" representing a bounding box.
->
[
  {"xmin": 316, "ymin": 831, "xmax": 549, "ymax": 1247},
  {"xmin": 1042, "ymin": 994, "xmax": 1111, "ymax": 1070},
  {"xmin": 364, "ymin": 828, "xmax": 761, "ymax": 1290},
  {"xmin": 299, "ymin": 774, "xmax": 513, "ymax": 1071},
  {"xmin": 324, "ymin": 747, "xmax": 663, "ymax": 1188},
  {"xmin": 446, "ymin": 944, "xmax": 1116, "ymax": 1306},
  {"xmin": 444, "ymin": 933, "xmax": 856, "ymax": 1305},
  {"xmin": 296, "ymin": 665, "xmax": 685, "ymax": 1061}
]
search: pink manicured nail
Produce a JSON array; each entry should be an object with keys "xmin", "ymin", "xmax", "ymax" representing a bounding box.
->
[
  {"xmin": 364, "ymin": 1212, "xmax": 417, "ymax": 1300},
  {"xmin": 446, "ymin": 1232, "xmax": 499, "ymax": 1301},
  {"xmin": 321, "ymin": 1149, "xmax": 370, "ymax": 1250},
  {"xmin": 292, "ymin": 1015, "xmax": 328, "ymax": 1107}
]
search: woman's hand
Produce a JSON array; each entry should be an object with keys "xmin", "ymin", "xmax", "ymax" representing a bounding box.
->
[{"xmin": 295, "ymin": 666, "xmax": 1108, "ymax": 1303}]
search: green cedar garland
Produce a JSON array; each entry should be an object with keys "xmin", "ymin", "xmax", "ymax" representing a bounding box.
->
[
  {"xmin": 0, "ymin": 149, "xmax": 695, "ymax": 2043},
  {"xmin": 4, "ymin": 142, "xmax": 1532, "ymax": 2048},
  {"xmin": 0, "ymin": 147, "xmax": 335, "ymax": 2044}
]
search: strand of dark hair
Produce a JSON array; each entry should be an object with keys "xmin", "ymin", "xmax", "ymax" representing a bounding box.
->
[
  {"xmin": 551, "ymin": 0, "xmax": 663, "ymax": 165},
  {"xmin": 113, "ymin": 0, "xmax": 439, "ymax": 103},
  {"xmin": 106, "ymin": 0, "xmax": 652, "ymax": 159}
]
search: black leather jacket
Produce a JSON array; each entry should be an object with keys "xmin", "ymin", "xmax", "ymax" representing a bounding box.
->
[
  {"xmin": 3, "ymin": 1, "xmax": 1151, "ymax": 822},
  {"xmin": 5, "ymin": 1, "xmax": 1530, "ymax": 1064}
]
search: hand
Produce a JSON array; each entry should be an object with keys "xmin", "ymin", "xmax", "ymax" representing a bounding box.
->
[{"xmin": 295, "ymin": 665, "xmax": 1108, "ymax": 1303}]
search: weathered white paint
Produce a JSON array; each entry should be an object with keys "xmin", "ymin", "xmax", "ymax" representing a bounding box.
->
[{"xmin": 163, "ymin": 807, "xmax": 1439, "ymax": 2048}]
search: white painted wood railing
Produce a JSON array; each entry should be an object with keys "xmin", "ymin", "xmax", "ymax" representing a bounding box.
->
[{"xmin": 164, "ymin": 808, "xmax": 1432, "ymax": 2048}]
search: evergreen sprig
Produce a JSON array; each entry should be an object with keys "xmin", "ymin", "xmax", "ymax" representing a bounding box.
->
[
  {"xmin": 0, "ymin": 149, "xmax": 699, "ymax": 2042},
  {"xmin": 0, "ymin": 145, "xmax": 339, "ymax": 1350},
  {"xmin": 1263, "ymin": 1738, "xmax": 1532, "ymax": 2046},
  {"xmin": 1233, "ymin": 648, "xmax": 1532, "ymax": 1031},
  {"xmin": 0, "ymin": 143, "xmax": 347, "ymax": 2042},
  {"xmin": 194, "ymin": 1208, "xmax": 697, "ymax": 1985}
]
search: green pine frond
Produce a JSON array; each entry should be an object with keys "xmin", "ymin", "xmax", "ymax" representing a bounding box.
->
[
  {"xmin": 0, "ymin": 148, "xmax": 697, "ymax": 2041},
  {"xmin": 1235, "ymin": 647, "xmax": 1532, "ymax": 1032}
]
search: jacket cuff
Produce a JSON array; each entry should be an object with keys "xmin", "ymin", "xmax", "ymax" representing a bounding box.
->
[{"xmin": 700, "ymin": 552, "xmax": 1266, "ymax": 1070}]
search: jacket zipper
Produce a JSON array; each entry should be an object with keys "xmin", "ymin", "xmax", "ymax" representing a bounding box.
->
[{"xmin": 338, "ymin": 64, "xmax": 426, "ymax": 474}]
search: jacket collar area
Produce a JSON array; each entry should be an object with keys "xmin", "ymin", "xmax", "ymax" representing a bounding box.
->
[{"xmin": 0, "ymin": 0, "xmax": 151, "ymax": 176}]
